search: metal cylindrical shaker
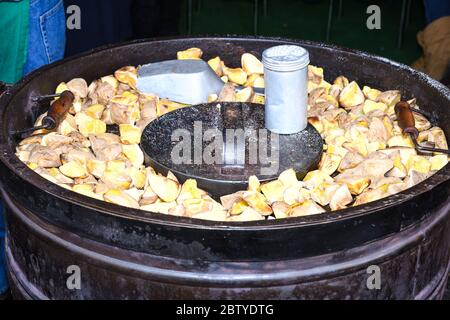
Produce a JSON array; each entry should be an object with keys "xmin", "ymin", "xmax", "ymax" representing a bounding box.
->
[{"xmin": 262, "ymin": 45, "xmax": 310, "ymax": 135}]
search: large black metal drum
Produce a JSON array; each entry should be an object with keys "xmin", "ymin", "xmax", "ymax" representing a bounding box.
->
[{"xmin": 0, "ymin": 37, "xmax": 449, "ymax": 300}]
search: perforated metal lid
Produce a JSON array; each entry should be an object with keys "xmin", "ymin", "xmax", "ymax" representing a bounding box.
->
[{"xmin": 262, "ymin": 45, "xmax": 310, "ymax": 72}]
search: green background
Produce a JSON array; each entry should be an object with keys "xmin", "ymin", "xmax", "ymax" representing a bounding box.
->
[{"xmin": 179, "ymin": 0, "xmax": 426, "ymax": 65}]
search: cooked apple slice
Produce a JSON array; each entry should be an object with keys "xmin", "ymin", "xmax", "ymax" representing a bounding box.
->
[
  {"xmin": 329, "ymin": 184, "xmax": 353, "ymax": 210},
  {"xmin": 60, "ymin": 161, "xmax": 88, "ymax": 179},
  {"xmin": 177, "ymin": 47, "xmax": 203, "ymax": 60},
  {"xmin": 148, "ymin": 174, "xmax": 181, "ymax": 202},
  {"xmin": 208, "ymin": 56, "xmax": 223, "ymax": 76},
  {"xmin": 122, "ymin": 144, "xmax": 144, "ymax": 168},
  {"xmin": 140, "ymin": 201, "xmax": 177, "ymax": 215},
  {"xmin": 223, "ymin": 67, "xmax": 247, "ymax": 85},
  {"xmin": 260, "ymin": 180, "xmax": 285, "ymax": 204},
  {"xmin": 104, "ymin": 189, "xmax": 140, "ymax": 209},
  {"xmin": 242, "ymin": 191, "xmax": 273, "ymax": 216},
  {"xmin": 339, "ymin": 81, "xmax": 365, "ymax": 109},
  {"xmin": 119, "ymin": 124, "xmax": 142, "ymax": 145},
  {"xmin": 272, "ymin": 201, "xmax": 290, "ymax": 219},
  {"xmin": 228, "ymin": 207, "xmax": 264, "ymax": 222},
  {"xmin": 289, "ymin": 200, "xmax": 326, "ymax": 217},
  {"xmin": 241, "ymin": 53, "xmax": 264, "ymax": 75}
]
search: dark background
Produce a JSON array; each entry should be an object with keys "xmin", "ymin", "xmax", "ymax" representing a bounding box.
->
[{"xmin": 64, "ymin": 0, "xmax": 426, "ymax": 65}]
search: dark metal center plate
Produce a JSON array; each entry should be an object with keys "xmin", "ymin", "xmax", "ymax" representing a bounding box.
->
[{"xmin": 142, "ymin": 102, "xmax": 323, "ymax": 197}]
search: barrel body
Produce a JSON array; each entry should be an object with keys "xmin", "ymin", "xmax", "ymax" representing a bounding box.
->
[{"xmin": 0, "ymin": 37, "xmax": 449, "ymax": 299}]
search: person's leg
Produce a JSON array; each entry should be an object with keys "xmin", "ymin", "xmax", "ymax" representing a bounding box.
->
[
  {"xmin": 423, "ymin": 0, "xmax": 450, "ymax": 23},
  {"xmin": 23, "ymin": 0, "xmax": 67, "ymax": 75}
]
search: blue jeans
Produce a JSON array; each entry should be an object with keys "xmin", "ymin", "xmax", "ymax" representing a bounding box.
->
[
  {"xmin": 23, "ymin": 0, "xmax": 66, "ymax": 75},
  {"xmin": 424, "ymin": 0, "xmax": 450, "ymax": 24},
  {"xmin": 0, "ymin": 0, "xmax": 66, "ymax": 295}
]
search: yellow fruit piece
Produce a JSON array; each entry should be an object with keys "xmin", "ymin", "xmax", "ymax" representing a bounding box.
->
[
  {"xmin": 278, "ymin": 169, "xmax": 299, "ymax": 188},
  {"xmin": 343, "ymin": 140, "xmax": 369, "ymax": 157},
  {"xmin": 122, "ymin": 144, "xmax": 144, "ymax": 167},
  {"xmin": 177, "ymin": 47, "xmax": 203, "ymax": 60},
  {"xmin": 288, "ymin": 200, "xmax": 325, "ymax": 217},
  {"xmin": 230, "ymin": 200, "xmax": 249, "ymax": 215},
  {"xmin": 308, "ymin": 66, "xmax": 324, "ymax": 84},
  {"xmin": 339, "ymin": 81, "xmax": 365, "ymax": 109},
  {"xmin": 183, "ymin": 198, "xmax": 214, "ymax": 217},
  {"xmin": 114, "ymin": 66, "xmax": 137, "ymax": 88},
  {"xmin": 248, "ymin": 175, "xmax": 261, "ymax": 192},
  {"xmin": 388, "ymin": 135, "xmax": 415, "ymax": 148},
  {"xmin": 208, "ymin": 94, "xmax": 218, "ymax": 103},
  {"xmin": 353, "ymin": 188, "xmax": 387, "ymax": 206},
  {"xmin": 310, "ymin": 183, "xmax": 340, "ymax": 207},
  {"xmin": 141, "ymin": 201, "xmax": 177, "ymax": 215},
  {"xmin": 73, "ymin": 184, "xmax": 104, "ymax": 201},
  {"xmin": 220, "ymin": 191, "xmax": 245, "ymax": 210},
  {"xmin": 376, "ymin": 90, "xmax": 401, "ymax": 108},
  {"xmin": 119, "ymin": 124, "xmax": 142, "ymax": 145},
  {"xmin": 27, "ymin": 162, "xmax": 39, "ymax": 170},
  {"xmin": 363, "ymin": 100, "xmax": 387, "ymax": 114},
  {"xmin": 177, "ymin": 179, "xmax": 204, "ymax": 203},
  {"xmin": 75, "ymin": 113, "xmax": 106, "ymax": 137},
  {"xmin": 101, "ymin": 75, "xmax": 119, "ymax": 89},
  {"xmin": 148, "ymin": 174, "xmax": 181, "ymax": 202},
  {"xmin": 194, "ymin": 210, "xmax": 228, "ymax": 222},
  {"xmin": 319, "ymin": 154, "xmax": 342, "ymax": 176},
  {"xmin": 245, "ymin": 74, "xmax": 265, "ymax": 88},
  {"xmin": 87, "ymin": 159, "xmax": 106, "ymax": 179},
  {"xmin": 85, "ymin": 104, "xmax": 105, "ymax": 119},
  {"xmin": 111, "ymin": 91, "xmax": 139, "ymax": 106},
  {"xmin": 283, "ymin": 187, "xmax": 301, "ymax": 206},
  {"xmin": 127, "ymin": 167, "xmax": 147, "ymax": 189},
  {"xmin": 228, "ymin": 207, "xmax": 264, "ymax": 222},
  {"xmin": 430, "ymin": 155, "xmax": 449, "ymax": 171},
  {"xmin": 235, "ymin": 87, "xmax": 254, "ymax": 102},
  {"xmin": 260, "ymin": 180, "xmax": 286, "ymax": 204},
  {"xmin": 406, "ymin": 155, "xmax": 432, "ymax": 175},
  {"xmin": 241, "ymin": 53, "xmax": 264, "ymax": 75},
  {"xmin": 55, "ymin": 82, "xmax": 68, "ymax": 95},
  {"xmin": 208, "ymin": 56, "xmax": 223, "ymax": 76},
  {"xmin": 140, "ymin": 187, "xmax": 159, "ymax": 206},
  {"xmin": 60, "ymin": 161, "xmax": 88, "ymax": 179},
  {"xmin": 362, "ymin": 86, "xmax": 382, "ymax": 101},
  {"xmin": 223, "ymin": 67, "xmax": 247, "ymax": 85},
  {"xmin": 101, "ymin": 170, "xmax": 132, "ymax": 190},
  {"xmin": 303, "ymin": 170, "xmax": 334, "ymax": 190},
  {"xmin": 252, "ymin": 94, "xmax": 265, "ymax": 104},
  {"xmin": 272, "ymin": 202, "xmax": 290, "ymax": 219},
  {"xmin": 329, "ymin": 184, "xmax": 353, "ymax": 211},
  {"xmin": 104, "ymin": 189, "xmax": 140, "ymax": 209},
  {"xmin": 242, "ymin": 191, "xmax": 273, "ymax": 216},
  {"xmin": 335, "ymin": 175, "xmax": 370, "ymax": 195}
]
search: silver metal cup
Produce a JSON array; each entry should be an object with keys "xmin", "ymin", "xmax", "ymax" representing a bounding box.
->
[{"xmin": 263, "ymin": 45, "xmax": 310, "ymax": 135}]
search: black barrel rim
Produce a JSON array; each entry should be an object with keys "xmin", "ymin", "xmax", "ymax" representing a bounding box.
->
[{"xmin": 0, "ymin": 35, "xmax": 449, "ymax": 231}]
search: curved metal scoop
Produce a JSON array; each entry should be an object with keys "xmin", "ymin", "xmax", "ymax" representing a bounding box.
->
[
  {"xmin": 141, "ymin": 102, "xmax": 323, "ymax": 197},
  {"xmin": 137, "ymin": 60, "xmax": 225, "ymax": 105}
]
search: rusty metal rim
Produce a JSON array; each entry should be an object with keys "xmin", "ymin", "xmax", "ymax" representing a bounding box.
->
[
  {"xmin": 0, "ymin": 36, "xmax": 449, "ymax": 230},
  {"xmin": 4, "ymin": 185, "xmax": 449, "ymax": 288}
]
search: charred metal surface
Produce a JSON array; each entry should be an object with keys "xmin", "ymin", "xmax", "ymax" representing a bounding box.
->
[{"xmin": 0, "ymin": 37, "xmax": 449, "ymax": 299}]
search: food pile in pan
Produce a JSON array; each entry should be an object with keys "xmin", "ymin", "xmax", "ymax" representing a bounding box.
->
[{"xmin": 15, "ymin": 48, "xmax": 449, "ymax": 222}]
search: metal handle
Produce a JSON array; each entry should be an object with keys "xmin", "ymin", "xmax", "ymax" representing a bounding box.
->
[{"xmin": 395, "ymin": 101, "xmax": 419, "ymax": 139}]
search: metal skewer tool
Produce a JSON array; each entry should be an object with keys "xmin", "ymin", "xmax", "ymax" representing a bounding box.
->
[
  {"xmin": 395, "ymin": 101, "xmax": 450, "ymax": 155},
  {"xmin": 13, "ymin": 90, "xmax": 75, "ymax": 136}
]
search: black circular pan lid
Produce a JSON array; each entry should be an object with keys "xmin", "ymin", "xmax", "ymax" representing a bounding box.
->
[{"xmin": 141, "ymin": 102, "xmax": 323, "ymax": 197}]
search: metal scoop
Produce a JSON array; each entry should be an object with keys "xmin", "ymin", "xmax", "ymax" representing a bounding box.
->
[{"xmin": 137, "ymin": 59, "xmax": 264, "ymax": 105}]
